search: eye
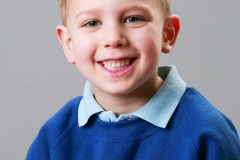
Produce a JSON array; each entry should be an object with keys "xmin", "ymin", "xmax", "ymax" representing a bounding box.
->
[
  {"xmin": 83, "ymin": 20, "xmax": 102, "ymax": 27},
  {"xmin": 124, "ymin": 16, "xmax": 142, "ymax": 23}
]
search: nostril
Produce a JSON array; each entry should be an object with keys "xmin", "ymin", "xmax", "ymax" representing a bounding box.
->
[
  {"xmin": 117, "ymin": 44, "xmax": 123, "ymax": 47},
  {"xmin": 105, "ymin": 43, "xmax": 124, "ymax": 48},
  {"xmin": 104, "ymin": 36, "xmax": 128, "ymax": 48}
]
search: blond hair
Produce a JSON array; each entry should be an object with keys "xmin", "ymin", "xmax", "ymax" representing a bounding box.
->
[{"xmin": 58, "ymin": 0, "xmax": 171, "ymax": 26}]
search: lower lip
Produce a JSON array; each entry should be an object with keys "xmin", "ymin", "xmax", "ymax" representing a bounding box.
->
[{"xmin": 98, "ymin": 60, "xmax": 136, "ymax": 78}]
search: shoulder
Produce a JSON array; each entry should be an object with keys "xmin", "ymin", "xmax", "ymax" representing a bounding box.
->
[
  {"xmin": 178, "ymin": 87, "xmax": 235, "ymax": 129},
  {"xmin": 178, "ymin": 87, "xmax": 238, "ymax": 134},
  {"xmin": 26, "ymin": 96, "xmax": 83, "ymax": 159},
  {"xmin": 176, "ymin": 87, "xmax": 240, "ymax": 159},
  {"xmin": 43, "ymin": 96, "xmax": 82, "ymax": 133},
  {"xmin": 40, "ymin": 96, "xmax": 82, "ymax": 141},
  {"xmin": 46, "ymin": 96, "xmax": 82, "ymax": 127},
  {"xmin": 179, "ymin": 87, "xmax": 217, "ymax": 118}
]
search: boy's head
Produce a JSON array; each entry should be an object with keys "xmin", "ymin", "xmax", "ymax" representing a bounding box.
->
[
  {"xmin": 58, "ymin": 0, "xmax": 171, "ymax": 26},
  {"xmin": 56, "ymin": 0, "xmax": 180, "ymax": 113}
]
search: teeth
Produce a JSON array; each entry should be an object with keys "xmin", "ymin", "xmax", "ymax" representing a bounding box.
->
[
  {"xmin": 102, "ymin": 59, "xmax": 132, "ymax": 70},
  {"xmin": 103, "ymin": 63, "xmax": 106, "ymax": 68}
]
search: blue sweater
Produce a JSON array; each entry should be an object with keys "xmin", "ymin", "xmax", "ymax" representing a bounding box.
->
[{"xmin": 26, "ymin": 88, "xmax": 240, "ymax": 160}]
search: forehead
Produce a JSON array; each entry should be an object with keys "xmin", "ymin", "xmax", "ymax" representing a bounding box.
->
[
  {"xmin": 67, "ymin": 0, "xmax": 161, "ymax": 15},
  {"xmin": 64, "ymin": 0, "xmax": 164, "ymax": 27}
]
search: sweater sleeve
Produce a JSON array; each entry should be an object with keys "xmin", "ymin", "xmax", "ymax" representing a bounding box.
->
[
  {"xmin": 26, "ymin": 122, "xmax": 53, "ymax": 159},
  {"xmin": 26, "ymin": 96, "xmax": 81, "ymax": 160},
  {"xmin": 180, "ymin": 88, "xmax": 240, "ymax": 160},
  {"xmin": 196, "ymin": 113, "xmax": 240, "ymax": 160}
]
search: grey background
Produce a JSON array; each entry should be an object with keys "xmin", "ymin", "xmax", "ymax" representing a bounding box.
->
[{"xmin": 0, "ymin": 0, "xmax": 239, "ymax": 159}]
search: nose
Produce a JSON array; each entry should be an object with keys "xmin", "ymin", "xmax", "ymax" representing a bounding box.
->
[{"xmin": 103, "ymin": 25, "xmax": 128, "ymax": 48}]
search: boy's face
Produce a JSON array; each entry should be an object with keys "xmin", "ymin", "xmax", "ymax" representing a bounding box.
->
[{"xmin": 57, "ymin": 0, "xmax": 179, "ymax": 98}]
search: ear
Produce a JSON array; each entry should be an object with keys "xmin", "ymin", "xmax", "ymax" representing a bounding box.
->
[
  {"xmin": 56, "ymin": 25, "xmax": 75, "ymax": 64},
  {"xmin": 161, "ymin": 15, "xmax": 180, "ymax": 53}
]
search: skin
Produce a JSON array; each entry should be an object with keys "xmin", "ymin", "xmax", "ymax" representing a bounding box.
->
[{"xmin": 56, "ymin": 0, "xmax": 180, "ymax": 116}]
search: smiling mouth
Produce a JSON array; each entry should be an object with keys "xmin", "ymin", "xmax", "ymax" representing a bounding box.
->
[{"xmin": 100, "ymin": 58, "xmax": 135, "ymax": 72}]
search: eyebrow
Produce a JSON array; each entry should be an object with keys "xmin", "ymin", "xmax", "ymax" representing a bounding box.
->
[
  {"xmin": 122, "ymin": 5, "xmax": 151, "ymax": 14},
  {"xmin": 75, "ymin": 8, "xmax": 103, "ymax": 19},
  {"xmin": 75, "ymin": 4, "xmax": 151, "ymax": 19}
]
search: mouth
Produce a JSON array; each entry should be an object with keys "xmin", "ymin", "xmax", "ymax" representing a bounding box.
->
[{"xmin": 100, "ymin": 58, "xmax": 135, "ymax": 72}]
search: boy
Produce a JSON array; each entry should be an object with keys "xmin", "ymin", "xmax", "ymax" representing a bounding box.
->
[{"xmin": 27, "ymin": 0, "xmax": 240, "ymax": 159}]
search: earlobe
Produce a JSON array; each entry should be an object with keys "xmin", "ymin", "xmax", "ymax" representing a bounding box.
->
[
  {"xmin": 56, "ymin": 25, "xmax": 75, "ymax": 64},
  {"xmin": 161, "ymin": 15, "xmax": 180, "ymax": 53}
]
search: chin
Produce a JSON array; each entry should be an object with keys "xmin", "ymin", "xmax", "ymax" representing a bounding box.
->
[{"xmin": 105, "ymin": 85, "xmax": 138, "ymax": 96}]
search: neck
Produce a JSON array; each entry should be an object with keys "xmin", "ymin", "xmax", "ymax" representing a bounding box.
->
[{"xmin": 93, "ymin": 75, "xmax": 164, "ymax": 116}]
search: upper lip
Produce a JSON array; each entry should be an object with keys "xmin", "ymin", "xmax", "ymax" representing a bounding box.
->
[
  {"xmin": 96, "ymin": 49, "xmax": 139, "ymax": 62},
  {"xmin": 99, "ymin": 57, "xmax": 134, "ymax": 62},
  {"xmin": 97, "ymin": 55, "xmax": 137, "ymax": 62}
]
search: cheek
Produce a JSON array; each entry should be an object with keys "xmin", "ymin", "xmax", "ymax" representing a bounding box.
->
[
  {"xmin": 134, "ymin": 27, "xmax": 162, "ymax": 59},
  {"xmin": 71, "ymin": 36, "xmax": 98, "ymax": 75},
  {"xmin": 72, "ymin": 36, "xmax": 96, "ymax": 61}
]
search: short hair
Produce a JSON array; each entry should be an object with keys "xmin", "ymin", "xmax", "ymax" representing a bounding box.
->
[{"xmin": 58, "ymin": 0, "xmax": 171, "ymax": 26}]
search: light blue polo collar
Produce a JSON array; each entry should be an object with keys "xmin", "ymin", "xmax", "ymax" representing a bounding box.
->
[{"xmin": 78, "ymin": 65, "xmax": 186, "ymax": 128}]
